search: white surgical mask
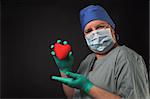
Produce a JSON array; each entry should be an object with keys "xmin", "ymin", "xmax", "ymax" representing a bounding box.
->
[{"xmin": 85, "ymin": 28, "xmax": 116, "ymax": 54}]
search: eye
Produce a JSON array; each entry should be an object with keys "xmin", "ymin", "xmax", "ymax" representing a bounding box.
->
[
  {"xmin": 84, "ymin": 28, "xmax": 92, "ymax": 34},
  {"xmin": 95, "ymin": 24, "xmax": 105, "ymax": 30}
]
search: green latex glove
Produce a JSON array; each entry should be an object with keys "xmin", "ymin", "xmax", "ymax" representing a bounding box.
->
[
  {"xmin": 50, "ymin": 40, "xmax": 74, "ymax": 73},
  {"xmin": 51, "ymin": 71, "xmax": 94, "ymax": 94}
]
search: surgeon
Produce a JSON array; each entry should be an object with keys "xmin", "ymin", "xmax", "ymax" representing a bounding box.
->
[{"xmin": 51, "ymin": 5, "xmax": 149, "ymax": 99}]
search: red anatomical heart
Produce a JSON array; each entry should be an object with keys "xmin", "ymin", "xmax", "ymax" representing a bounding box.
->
[{"xmin": 54, "ymin": 43, "xmax": 71, "ymax": 60}]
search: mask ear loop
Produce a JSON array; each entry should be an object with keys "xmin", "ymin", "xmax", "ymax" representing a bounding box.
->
[
  {"xmin": 110, "ymin": 25, "xmax": 119, "ymax": 41},
  {"xmin": 116, "ymin": 33, "xmax": 119, "ymax": 41}
]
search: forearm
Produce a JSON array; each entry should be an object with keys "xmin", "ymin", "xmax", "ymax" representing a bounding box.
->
[
  {"xmin": 89, "ymin": 85, "xmax": 121, "ymax": 99},
  {"xmin": 60, "ymin": 72, "xmax": 75, "ymax": 99}
]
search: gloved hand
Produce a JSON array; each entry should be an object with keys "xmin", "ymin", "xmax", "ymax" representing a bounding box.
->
[
  {"xmin": 51, "ymin": 71, "xmax": 94, "ymax": 94},
  {"xmin": 50, "ymin": 40, "xmax": 74, "ymax": 73}
]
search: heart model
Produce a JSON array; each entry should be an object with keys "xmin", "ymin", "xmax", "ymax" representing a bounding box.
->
[{"xmin": 54, "ymin": 43, "xmax": 71, "ymax": 60}]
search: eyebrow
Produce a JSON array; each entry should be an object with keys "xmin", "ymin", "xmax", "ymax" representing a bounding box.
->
[
  {"xmin": 95, "ymin": 23, "xmax": 105, "ymax": 27},
  {"xmin": 84, "ymin": 28, "xmax": 92, "ymax": 33}
]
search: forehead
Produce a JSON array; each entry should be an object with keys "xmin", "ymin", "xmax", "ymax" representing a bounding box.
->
[{"xmin": 84, "ymin": 20, "xmax": 108, "ymax": 30}]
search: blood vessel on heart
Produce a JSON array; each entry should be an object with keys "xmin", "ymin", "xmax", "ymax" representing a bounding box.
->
[{"xmin": 54, "ymin": 43, "xmax": 71, "ymax": 60}]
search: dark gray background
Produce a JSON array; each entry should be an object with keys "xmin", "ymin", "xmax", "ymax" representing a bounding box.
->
[{"xmin": 1, "ymin": 0, "xmax": 149, "ymax": 98}]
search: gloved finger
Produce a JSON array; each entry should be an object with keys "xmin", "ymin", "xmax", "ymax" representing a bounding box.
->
[
  {"xmin": 57, "ymin": 39, "xmax": 61, "ymax": 43},
  {"xmin": 51, "ymin": 51, "xmax": 55, "ymax": 56},
  {"xmin": 68, "ymin": 51, "xmax": 72, "ymax": 56},
  {"xmin": 51, "ymin": 76, "xmax": 72, "ymax": 84},
  {"xmin": 63, "ymin": 41, "xmax": 68, "ymax": 45},
  {"xmin": 50, "ymin": 45, "xmax": 54, "ymax": 49},
  {"xmin": 51, "ymin": 51, "xmax": 61, "ymax": 61},
  {"xmin": 65, "ymin": 72, "xmax": 80, "ymax": 78}
]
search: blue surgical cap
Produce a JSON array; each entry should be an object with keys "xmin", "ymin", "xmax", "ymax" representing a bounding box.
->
[{"xmin": 80, "ymin": 5, "xmax": 115, "ymax": 31}]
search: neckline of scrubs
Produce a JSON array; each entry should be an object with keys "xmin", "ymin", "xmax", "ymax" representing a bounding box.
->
[{"xmin": 92, "ymin": 45, "xmax": 121, "ymax": 71}]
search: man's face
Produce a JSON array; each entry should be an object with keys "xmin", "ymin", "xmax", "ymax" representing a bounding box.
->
[{"xmin": 84, "ymin": 20, "xmax": 117, "ymax": 42}]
